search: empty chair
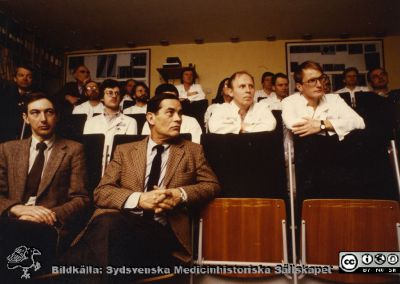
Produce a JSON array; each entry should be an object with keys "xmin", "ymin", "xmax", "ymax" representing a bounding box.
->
[
  {"xmin": 197, "ymin": 198, "xmax": 288, "ymax": 278},
  {"xmin": 182, "ymin": 99, "xmax": 208, "ymax": 132},
  {"xmin": 338, "ymin": 92, "xmax": 352, "ymax": 107},
  {"xmin": 59, "ymin": 113, "xmax": 87, "ymax": 142},
  {"xmin": 82, "ymin": 134, "xmax": 105, "ymax": 196},
  {"xmin": 125, "ymin": 113, "xmax": 147, "ymax": 134},
  {"xmin": 301, "ymin": 199, "xmax": 400, "ymax": 283},
  {"xmin": 201, "ymin": 131, "xmax": 287, "ymax": 199},
  {"xmin": 122, "ymin": 100, "xmax": 136, "ymax": 110}
]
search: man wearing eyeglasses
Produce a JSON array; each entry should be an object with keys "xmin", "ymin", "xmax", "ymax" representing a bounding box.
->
[
  {"xmin": 282, "ymin": 61, "xmax": 365, "ymax": 141},
  {"xmin": 83, "ymin": 79, "xmax": 137, "ymax": 174}
]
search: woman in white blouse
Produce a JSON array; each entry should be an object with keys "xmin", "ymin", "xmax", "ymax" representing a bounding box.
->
[{"xmin": 175, "ymin": 67, "xmax": 205, "ymax": 102}]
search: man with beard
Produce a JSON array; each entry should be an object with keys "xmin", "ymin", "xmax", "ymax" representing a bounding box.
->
[
  {"xmin": 123, "ymin": 82, "xmax": 150, "ymax": 114},
  {"xmin": 72, "ymin": 80, "xmax": 103, "ymax": 117}
]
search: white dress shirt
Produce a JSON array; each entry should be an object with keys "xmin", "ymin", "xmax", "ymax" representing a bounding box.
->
[
  {"xmin": 72, "ymin": 101, "xmax": 104, "ymax": 118},
  {"xmin": 204, "ymin": 103, "xmax": 219, "ymax": 133},
  {"xmin": 254, "ymin": 90, "xmax": 275, "ymax": 103},
  {"xmin": 281, "ymin": 92, "xmax": 365, "ymax": 141},
  {"xmin": 258, "ymin": 93, "xmax": 282, "ymax": 110},
  {"xmin": 83, "ymin": 112, "xmax": 138, "ymax": 174},
  {"xmin": 208, "ymin": 101, "xmax": 276, "ymax": 134},
  {"xmin": 26, "ymin": 135, "xmax": 55, "ymax": 205},
  {"xmin": 175, "ymin": 84, "xmax": 206, "ymax": 102},
  {"xmin": 335, "ymin": 85, "xmax": 370, "ymax": 105},
  {"xmin": 142, "ymin": 115, "xmax": 203, "ymax": 144},
  {"xmin": 123, "ymin": 104, "xmax": 147, "ymax": 115}
]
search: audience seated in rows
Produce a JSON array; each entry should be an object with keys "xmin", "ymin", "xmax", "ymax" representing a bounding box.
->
[
  {"xmin": 83, "ymin": 79, "xmax": 137, "ymax": 174},
  {"xmin": 175, "ymin": 67, "xmax": 205, "ymax": 102},
  {"xmin": 208, "ymin": 71, "xmax": 276, "ymax": 134}
]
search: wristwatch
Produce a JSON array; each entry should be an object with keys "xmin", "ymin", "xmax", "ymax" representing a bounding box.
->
[{"xmin": 320, "ymin": 120, "xmax": 326, "ymax": 131}]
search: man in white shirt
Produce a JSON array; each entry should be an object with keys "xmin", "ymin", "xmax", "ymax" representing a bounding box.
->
[
  {"xmin": 282, "ymin": 61, "xmax": 365, "ymax": 141},
  {"xmin": 72, "ymin": 80, "xmax": 103, "ymax": 117},
  {"xmin": 208, "ymin": 71, "xmax": 276, "ymax": 134},
  {"xmin": 335, "ymin": 67, "xmax": 369, "ymax": 106},
  {"xmin": 83, "ymin": 79, "xmax": 137, "ymax": 174},
  {"xmin": 123, "ymin": 82, "xmax": 150, "ymax": 114},
  {"xmin": 254, "ymin": 71, "xmax": 275, "ymax": 102},
  {"xmin": 260, "ymin": 73, "xmax": 289, "ymax": 110},
  {"xmin": 142, "ymin": 84, "xmax": 203, "ymax": 143},
  {"xmin": 175, "ymin": 68, "xmax": 206, "ymax": 102}
]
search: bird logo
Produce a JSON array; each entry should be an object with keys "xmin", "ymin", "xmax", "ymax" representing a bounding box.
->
[{"xmin": 6, "ymin": 245, "xmax": 41, "ymax": 279}]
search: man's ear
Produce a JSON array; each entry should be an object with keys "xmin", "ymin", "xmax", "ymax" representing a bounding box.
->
[
  {"xmin": 22, "ymin": 113, "xmax": 30, "ymax": 125},
  {"xmin": 13, "ymin": 77, "xmax": 17, "ymax": 83},
  {"xmin": 272, "ymin": 85, "xmax": 276, "ymax": 92},
  {"xmin": 146, "ymin": 112, "xmax": 156, "ymax": 126},
  {"xmin": 227, "ymin": 87, "xmax": 234, "ymax": 98},
  {"xmin": 295, "ymin": 83, "xmax": 303, "ymax": 93}
]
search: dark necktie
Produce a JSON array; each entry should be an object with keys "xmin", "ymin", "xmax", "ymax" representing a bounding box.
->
[
  {"xmin": 146, "ymin": 145, "xmax": 165, "ymax": 192},
  {"xmin": 23, "ymin": 142, "xmax": 47, "ymax": 203},
  {"xmin": 144, "ymin": 144, "xmax": 164, "ymax": 219}
]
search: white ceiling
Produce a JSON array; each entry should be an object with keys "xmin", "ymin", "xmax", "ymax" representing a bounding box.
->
[{"xmin": 1, "ymin": 0, "xmax": 399, "ymax": 51}]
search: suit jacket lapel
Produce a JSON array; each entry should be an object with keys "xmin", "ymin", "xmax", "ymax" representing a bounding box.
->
[
  {"xmin": 128, "ymin": 137, "xmax": 148, "ymax": 190},
  {"xmin": 163, "ymin": 142, "xmax": 185, "ymax": 187},
  {"xmin": 14, "ymin": 139, "xmax": 31, "ymax": 201},
  {"xmin": 37, "ymin": 138, "xmax": 66, "ymax": 198}
]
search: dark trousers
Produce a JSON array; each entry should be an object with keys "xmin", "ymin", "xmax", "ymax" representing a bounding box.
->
[
  {"xmin": 61, "ymin": 212, "xmax": 181, "ymax": 282},
  {"xmin": 0, "ymin": 218, "xmax": 58, "ymax": 280}
]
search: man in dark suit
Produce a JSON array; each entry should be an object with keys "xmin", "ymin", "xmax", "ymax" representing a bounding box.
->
[
  {"xmin": 0, "ymin": 92, "xmax": 89, "ymax": 278},
  {"xmin": 67, "ymin": 93, "xmax": 220, "ymax": 280},
  {"xmin": 0, "ymin": 65, "xmax": 36, "ymax": 142}
]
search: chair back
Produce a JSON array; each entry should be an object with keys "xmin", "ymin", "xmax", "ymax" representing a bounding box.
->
[{"xmin": 301, "ymin": 199, "xmax": 400, "ymax": 283}]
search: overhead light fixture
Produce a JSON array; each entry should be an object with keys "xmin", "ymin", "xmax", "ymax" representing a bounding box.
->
[
  {"xmin": 194, "ymin": 38, "xmax": 204, "ymax": 44},
  {"xmin": 266, "ymin": 35, "xmax": 276, "ymax": 41},
  {"xmin": 230, "ymin": 36, "xmax": 240, "ymax": 43},
  {"xmin": 302, "ymin": 33, "xmax": 312, "ymax": 40},
  {"xmin": 160, "ymin": 40, "xmax": 170, "ymax": 46},
  {"xmin": 127, "ymin": 41, "xmax": 136, "ymax": 48}
]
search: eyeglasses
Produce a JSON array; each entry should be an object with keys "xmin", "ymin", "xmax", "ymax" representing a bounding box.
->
[
  {"xmin": 105, "ymin": 90, "xmax": 120, "ymax": 97},
  {"xmin": 86, "ymin": 86, "xmax": 98, "ymax": 90},
  {"xmin": 302, "ymin": 74, "xmax": 329, "ymax": 87}
]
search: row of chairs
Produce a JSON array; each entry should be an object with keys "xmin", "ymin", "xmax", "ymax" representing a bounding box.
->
[{"xmin": 196, "ymin": 198, "xmax": 400, "ymax": 283}]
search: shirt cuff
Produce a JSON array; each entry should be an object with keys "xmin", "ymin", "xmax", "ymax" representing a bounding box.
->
[
  {"xmin": 179, "ymin": 187, "xmax": 188, "ymax": 203},
  {"xmin": 124, "ymin": 192, "xmax": 142, "ymax": 209}
]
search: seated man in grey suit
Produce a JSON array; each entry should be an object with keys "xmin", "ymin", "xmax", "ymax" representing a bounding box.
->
[
  {"xmin": 0, "ymin": 92, "xmax": 89, "ymax": 278},
  {"xmin": 66, "ymin": 92, "xmax": 220, "ymax": 281}
]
